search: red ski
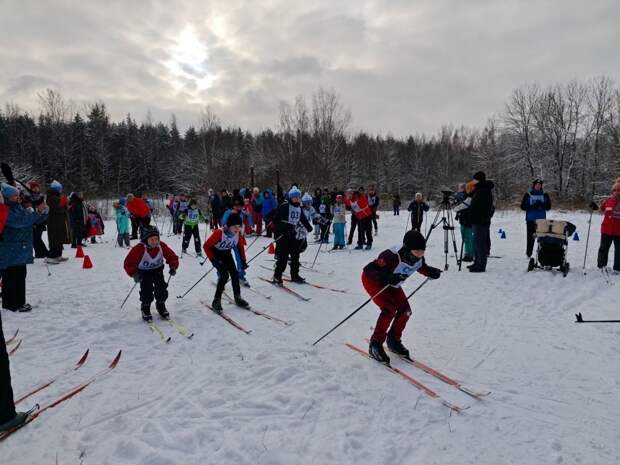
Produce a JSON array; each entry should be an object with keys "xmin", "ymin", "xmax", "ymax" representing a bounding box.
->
[
  {"xmin": 0, "ymin": 350, "xmax": 122, "ymax": 441},
  {"xmin": 345, "ymin": 343, "xmax": 467, "ymax": 413},
  {"xmin": 221, "ymin": 291, "xmax": 292, "ymax": 326},
  {"xmin": 6, "ymin": 328, "xmax": 19, "ymax": 345},
  {"xmin": 15, "ymin": 349, "xmax": 90, "ymax": 405},
  {"xmin": 200, "ymin": 301, "xmax": 252, "ymax": 334}
]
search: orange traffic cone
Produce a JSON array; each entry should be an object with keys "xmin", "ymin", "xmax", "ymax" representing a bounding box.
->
[
  {"xmin": 82, "ymin": 255, "xmax": 93, "ymax": 269},
  {"xmin": 268, "ymin": 242, "xmax": 275, "ymax": 254},
  {"xmin": 75, "ymin": 245, "xmax": 84, "ymax": 258}
]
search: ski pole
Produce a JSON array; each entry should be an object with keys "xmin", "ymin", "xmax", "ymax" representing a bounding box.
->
[
  {"xmin": 246, "ymin": 234, "xmax": 260, "ymax": 251},
  {"xmin": 583, "ymin": 206, "xmax": 595, "ymax": 270},
  {"xmin": 311, "ymin": 221, "xmax": 331, "ymax": 268},
  {"xmin": 312, "ymin": 284, "xmax": 391, "ymax": 346},
  {"xmin": 176, "ymin": 266, "xmax": 215, "ymax": 299},
  {"xmin": 405, "ymin": 277, "xmax": 430, "ymax": 300},
  {"xmin": 120, "ymin": 281, "xmax": 139, "ymax": 309}
]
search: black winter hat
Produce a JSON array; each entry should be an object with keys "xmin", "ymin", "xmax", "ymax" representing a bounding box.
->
[
  {"xmin": 403, "ymin": 230, "xmax": 426, "ymax": 250},
  {"xmin": 532, "ymin": 178, "xmax": 544, "ymax": 187},
  {"xmin": 141, "ymin": 225, "xmax": 160, "ymax": 242},
  {"xmin": 473, "ymin": 171, "xmax": 486, "ymax": 182},
  {"xmin": 226, "ymin": 213, "xmax": 243, "ymax": 227}
]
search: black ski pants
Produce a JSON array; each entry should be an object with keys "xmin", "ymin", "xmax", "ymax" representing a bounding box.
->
[
  {"xmin": 526, "ymin": 221, "xmax": 537, "ymax": 257},
  {"xmin": 274, "ymin": 236, "xmax": 302, "ymax": 279},
  {"xmin": 182, "ymin": 225, "xmax": 201, "ymax": 253},
  {"xmin": 597, "ymin": 234, "xmax": 620, "ymax": 271},
  {"xmin": 348, "ymin": 215, "xmax": 358, "ymax": 244},
  {"xmin": 357, "ymin": 217, "xmax": 373, "ymax": 247},
  {"xmin": 33, "ymin": 223, "xmax": 48, "ymax": 258},
  {"xmin": 1, "ymin": 265, "xmax": 26, "ymax": 311},
  {"xmin": 139, "ymin": 266, "xmax": 168, "ymax": 305},
  {"xmin": 213, "ymin": 252, "xmax": 241, "ymax": 298},
  {"xmin": 473, "ymin": 224, "xmax": 490, "ymax": 271},
  {"xmin": 0, "ymin": 313, "xmax": 16, "ymax": 424}
]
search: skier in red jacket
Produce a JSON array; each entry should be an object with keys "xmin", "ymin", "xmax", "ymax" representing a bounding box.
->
[
  {"xmin": 124, "ymin": 225, "xmax": 179, "ymax": 322},
  {"xmin": 596, "ymin": 181, "xmax": 620, "ymax": 272},
  {"xmin": 203, "ymin": 213, "xmax": 250, "ymax": 313},
  {"xmin": 346, "ymin": 189, "xmax": 373, "ymax": 250},
  {"xmin": 362, "ymin": 230, "xmax": 442, "ymax": 364}
]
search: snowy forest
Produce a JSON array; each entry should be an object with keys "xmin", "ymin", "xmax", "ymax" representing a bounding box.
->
[{"xmin": 0, "ymin": 76, "xmax": 618, "ymax": 204}]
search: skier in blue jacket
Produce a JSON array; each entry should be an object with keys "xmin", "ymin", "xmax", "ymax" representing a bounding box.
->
[{"xmin": 520, "ymin": 179, "xmax": 551, "ymax": 257}]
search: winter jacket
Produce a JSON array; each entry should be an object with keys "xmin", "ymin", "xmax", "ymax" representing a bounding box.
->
[
  {"xmin": 345, "ymin": 194, "xmax": 372, "ymax": 220},
  {"xmin": 601, "ymin": 197, "xmax": 620, "ymax": 237},
  {"xmin": 392, "ymin": 195, "xmax": 401, "ymax": 208},
  {"xmin": 261, "ymin": 189, "xmax": 278, "ymax": 219},
  {"xmin": 204, "ymin": 227, "xmax": 247, "ymax": 262},
  {"xmin": 0, "ymin": 199, "xmax": 47, "ymax": 270},
  {"xmin": 127, "ymin": 197, "xmax": 151, "ymax": 219},
  {"xmin": 331, "ymin": 203, "xmax": 347, "ymax": 224},
  {"xmin": 454, "ymin": 192, "xmax": 472, "ymax": 227},
  {"xmin": 273, "ymin": 201, "xmax": 313, "ymax": 239},
  {"xmin": 0, "ymin": 204, "xmax": 9, "ymax": 234},
  {"xmin": 115, "ymin": 205, "xmax": 131, "ymax": 234},
  {"xmin": 124, "ymin": 241, "xmax": 179, "ymax": 276},
  {"xmin": 368, "ymin": 193, "xmax": 380, "ymax": 210},
  {"xmin": 69, "ymin": 195, "xmax": 88, "ymax": 228},
  {"xmin": 209, "ymin": 194, "xmax": 222, "ymax": 219},
  {"xmin": 181, "ymin": 206, "xmax": 206, "ymax": 227},
  {"xmin": 363, "ymin": 246, "xmax": 434, "ymax": 287},
  {"xmin": 407, "ymin": 201, "xmax": 429, "ymax": 225},
  {"xmin": 468, "ymin": 180, "xmax": 495, "ymax": 226},
  {"xmin": 87, "ymin": 211, "xmax": 105, "ymax": 236},
  {"xmin": 252, "ymin": 193, "xmax": 263, "ymax": 212},
  {"xmin": 46, "ymin": 189, "xmax": 72, "ymax": 246},
  {"xmin": 520, "ymin": 189, "xmax": 551, "ymax": 222}
]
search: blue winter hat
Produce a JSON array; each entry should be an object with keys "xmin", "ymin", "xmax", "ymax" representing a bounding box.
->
[
  {"xmin": 302, "ymin": 193, "xmax": 313, "ymax": 205},
  {"xmin": 119, "ymin": 197, "xmax": 127, "ymax": 206},
  {"xmin": 50, "ymin": 180, "xmax": 63, "ymax": 193},
  {"xmin": 1, "ymin": 183, "xmax": 19, "ymax": 199},
  {"xmin": 288, "ymin": 187, "xmax": 302, "ymax": 199}
]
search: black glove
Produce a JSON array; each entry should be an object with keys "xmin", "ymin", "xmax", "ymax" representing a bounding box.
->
[
  {"xmin": 133, "ymin": 274, "xmax": 141, "ymax": 283},
  {"xmin": 241, "ymin": 260, "xmax": 249, "ymax": 270},
  {"xmin": 387, "ymin": 273, "xmax": 407, "ymax": 286},
  {"xmin": 169, "ymin": 268, "xmax": 176, "ymax": 276},
  {"xmin": 589, "ymin": 201, "xmax": 599, "ymax": 211},
  {"xmin": 426, "ymin": 267, "xmax": 442, "ymax": 280}
]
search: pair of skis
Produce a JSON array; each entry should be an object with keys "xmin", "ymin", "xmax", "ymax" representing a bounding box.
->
[
  {"xmin": 346, "ymin": 342, "xmax": 490, "ymax": 413},
  {"xmin": 148, "ymin": 318, "xmax": 194, "ymax": 343},
  {"xmin": 258, "ymin": 276, "xmax": 311, "ymax": 301},
  {"xmin": 1, "ymin": 350, "xmax": 122, "ymax": 441},
  {"xmin": 258, "ymin": 265, "xmax": 347, "ymax": 294},
  {"xmin": 201, "ymin": 300, "xmax": 252, "ymax": 334},
  {"xmin": 220, "ymin": 290, "xmax": 291, "ymax": 327}
]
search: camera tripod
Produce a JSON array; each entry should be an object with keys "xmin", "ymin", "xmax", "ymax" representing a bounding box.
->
[{"xmin": 425, "ymin": 195, "xmax": 460, "ymax": 271}]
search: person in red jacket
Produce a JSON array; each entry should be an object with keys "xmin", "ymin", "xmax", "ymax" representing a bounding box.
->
[
  {"xmin": 346, "ymin": 188, "xmax": 373, "ymax": 250},
  {"xmin": 203, "ymin": 213, "xmax": 250, "ymax": 313},
  {"xmin": 124, "ymin": 225, "xmax": 178, "ymax": 322},
  {"xmin": 126, "ymin": 193, "xmax": 151, "ymax": 240},
  {"xmin": 596, "ymin": 181, "xmax": 620, "ymax": 272},
  {"xmin": 362, "ymin": 230, "xmax": 442, "ymax": 364}
]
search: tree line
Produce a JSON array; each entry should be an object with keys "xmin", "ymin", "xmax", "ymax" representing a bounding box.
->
[{"xmin": 1, "ymin": 77, "xmax": 618, "ymax": 205}]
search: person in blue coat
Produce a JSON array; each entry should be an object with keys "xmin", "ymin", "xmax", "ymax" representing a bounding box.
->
[
  {"xmin": 261, "ymin": 189, "xmax": 278, "ymax": 238},
  {"xmin": 520, "ymin": 179, "xmax": 551, "ymax": 257},
  {"xmin": 0, "ymin": 184, "xmax": 48, "ymax": 312}
]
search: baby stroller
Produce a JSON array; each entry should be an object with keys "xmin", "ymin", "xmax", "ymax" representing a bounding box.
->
[{"xmin": 527, "ymin": 219, "xmax": 576, "ymax": 277}]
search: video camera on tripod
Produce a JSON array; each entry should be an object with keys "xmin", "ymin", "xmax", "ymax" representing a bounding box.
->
[{"xmin": 425, "ymin": 190, "xmax": 460, "ymax": 271}]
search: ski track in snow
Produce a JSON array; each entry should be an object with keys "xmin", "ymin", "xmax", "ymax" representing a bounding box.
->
[{"xmin": 1, "ymin": 211, "xmax": 619, "ymax": 465}]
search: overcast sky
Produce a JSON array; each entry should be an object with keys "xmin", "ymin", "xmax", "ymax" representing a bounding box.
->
[{"xmin": 1, "ymin": 0, "xmax": 618, "ymax": 136}]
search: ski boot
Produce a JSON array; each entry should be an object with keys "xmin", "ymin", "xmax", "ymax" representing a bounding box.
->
[
  {"xmin": 0, "ymin": 411, "xmax": 29, "ymax": 433},
  {"xmin": 141, "ymin": 304, "xmax": 153, "ymax": 323},
  {"xmin": 272, "ymin": 274, "xmax": 284, "ymax": 286},
  {"xmin": 354, "ymin": 245, "xmax": 363, "ymax": 250},
  {"xmin": 156, "ymin": 302, "xmax": 170, "ymax": 320},
  {"xmin": 234, "ymin": 295, "xmax": 250, "ymax": 309},
  {"xmin": 196, "ymin": 251, "xmax": 203, "ymax": 258},
  {"xmin": 290, "ymin": 274, "xmax": 306, "ymax": 284},
  {"xmin": 365, "ymin": 244, "xmax": 372, "ymax": 250},
  {"xmin": 368, "ymin": 340, "xmax": 390, "ymax": 365},
  {"xmin": 240, "ymin": 277, "xmax": 251, "ymax": 288},
  {"xmin": 462, "ymin": 255, "xmax": 474, "ymax": 262},
  {"xmin": 386, "ymin": 333, "xmax": 410, "ymax": 358},
  {"xmin": 211, "ymin": 297, "xmax": 223, "ymax": 314}
]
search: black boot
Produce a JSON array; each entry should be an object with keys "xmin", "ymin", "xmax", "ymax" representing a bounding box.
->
[
  {"xmin": 272, "ymin": 274, "xmax": 283, "ymax": 286},
  {"xmin": 290, "ymin": 274, "xmax": 306, "ymax": 284},
  {"xmin": 211, "ymin": 297, "xmax": 223, "ymax": 314},
  {"xmin": 386, "ymin": 332, "xmax": 410, "ymax": 358},
  {"xmin": 141, "ymin": 303, "xmax": 153, "ymax": 322},
  {"xmin": 368, "ymin": 339, "xmax": 390, "ymax": 364},
  {"xmin": 156, "ymin": 302, "xmax": 170, "ymax": 320},
  {"xmin": 234, "ymin": 295, "xmax": 250, "ymax": 309}
]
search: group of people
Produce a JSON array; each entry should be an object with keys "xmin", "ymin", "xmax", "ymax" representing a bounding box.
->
[{"xmin": 1, "ymin": 170, "xmax": 620, "ymax": 434}]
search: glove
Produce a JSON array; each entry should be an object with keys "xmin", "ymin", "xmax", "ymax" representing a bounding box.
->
[
  {"xmin": 241, "ymin": 260, "xmax": 249, "ymax": 270},
  {"xmin": 133, "ymin": 274, "xmax": 141, "ymax": 283},
  {"xmin": 426, "ymin": 267, "xmax": 442, "ymax": 280},
  {"xmin": 589, "ymin": 201, "xmax": 599, "ymax": 211},
  {"xmin": 387, "ymin": 273, "xmax": 407, "ymax": 286},
  {"xmin": 169, "ymin": 268, "xmax": 176, "ymax": 276}
]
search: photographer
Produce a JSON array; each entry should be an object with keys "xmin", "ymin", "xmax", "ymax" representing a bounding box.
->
[
  {"xmin": 407, "ymin": 193, "xmax": 429, "ymax": 232},
  {"xmin": 454, "ymin": 183, "xmax": 474, "ymax": 262},
  {"xmin": 520, "ymin": 179, "xmax": 551, "ymax": 258},
  {"xmin": 468, "ymin": 172, "xmax": 495, "ymax": 273}
]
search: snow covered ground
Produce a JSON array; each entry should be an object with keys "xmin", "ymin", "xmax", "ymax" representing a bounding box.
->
[{"xmin": 2, "ymin": 209, "xmax": 619, "ymax": 465}]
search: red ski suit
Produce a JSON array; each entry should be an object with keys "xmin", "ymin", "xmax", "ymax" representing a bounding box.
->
[{"xmin": 362, "ymin": 247, "xmax": 433, "ymax": 344}]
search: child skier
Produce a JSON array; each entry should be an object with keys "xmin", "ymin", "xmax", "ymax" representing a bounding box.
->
[
  {"xmin": 298, "ymin": 193, "xmax": 328, "ymax": 253},
  {"xmin": 123, "ymin": 225, "xmax": 179, "ymax": 322},
  {"xmin": 180, "ymin": 199, "xmax": 206, "ymax": 256},
  {"xmin": 331, "ymin": 194, "xmax": 347, "ymax": 249},
  {"xmin": 113, "ymin": 198, "xmax": 131, "ymax": 247},
  {"xmin": 203, "ymin": 213, "xmax": 250, "ymax": 313},
  {"xmin": 86, "ymin": 205, "xmax": 104, "ymax": 244},
  {"xmin": 222, "ymin": 199, "xmax": 251, "ymax": 287},
  {"xmin": 362, "ymin": 230, "xmax": 442, "ymax": 364},
  {"xmin": 272, "ymin": 187, "xmax": 313, "ymax": 284}
]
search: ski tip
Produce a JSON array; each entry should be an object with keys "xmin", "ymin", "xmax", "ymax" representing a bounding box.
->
[
  {"xmin": 76, "ymin": 349, "xmax": 90, "ymax": 368},
  {"xmin": 575, "ymin": 312, "xmax": 583, "ymax": 323},
  {"xmin": 109, "ymin": 350, "xmax": 122, "ymax": 368}
]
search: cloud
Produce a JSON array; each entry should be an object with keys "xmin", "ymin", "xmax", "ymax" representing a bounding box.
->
[{"xmin": 0, "ymin": 0, "xmax": 618, "ymax": 135}]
